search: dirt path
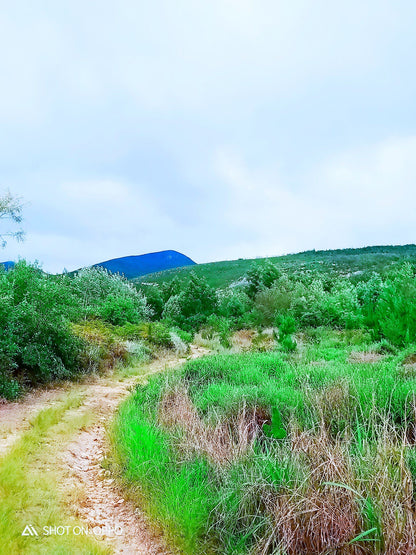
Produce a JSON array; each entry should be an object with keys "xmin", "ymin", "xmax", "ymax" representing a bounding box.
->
[
  {"xmin": 0, "ymin": 385, "xmax": 69, "ymax": 458},
  {"xmin": 0, "ymin": 345, "xmax": 209, "ymax": 554}
]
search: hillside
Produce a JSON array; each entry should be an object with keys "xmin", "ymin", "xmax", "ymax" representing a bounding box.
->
[
  {"xmin": 90, "ymin": 250, "xmax": 195, "ymax": 279},
  {"xmin": 134, "ymin": 244, "xmax": 416, "ymax": 288},
  {"xmin": 0, "ymin": 261, "xmax": 15, "ymax": 271}
]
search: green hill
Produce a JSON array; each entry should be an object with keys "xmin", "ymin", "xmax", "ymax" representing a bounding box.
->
[{"xmin": 134, "ymin": 244, "xmax": 416, "ymax": 289}]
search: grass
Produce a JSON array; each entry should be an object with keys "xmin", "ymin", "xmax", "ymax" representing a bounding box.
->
[
  {"xmin": 0, "ymin": 391, "xmax": 108, "ymax": 554},
  {"xmin": 135, "ymin": 244, "xmax": 416, "ymax": 289},
  {"xmin": 112, "ymin": 328, "xmax": 416, "ymax": 554}
]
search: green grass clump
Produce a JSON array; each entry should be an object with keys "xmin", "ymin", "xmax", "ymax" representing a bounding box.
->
[
  {"xmin": 113, "ymin": 329, "xmax": 416, "ymax": 553},
  {"xmin": 113, "ymin": 387, "xmax": 217, "ymax": 554}
]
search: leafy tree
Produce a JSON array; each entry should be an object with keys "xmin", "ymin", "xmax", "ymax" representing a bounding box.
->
[
  {"xmin": 0, "ymin": 190, "xmax": 24, "ymax": 247},
  {"xmin": 100, "ymin": 295, "xmax": 143, "ymax": 326},
  {"xmin": 356, "ymin": 272, "xmax": 384, "ymax": 330},
  {"xmin": 70, "ymin": 266, "xmax": 151, "ymax": 322},
  {"xmin": 162, "ymin": 272, "xmax": 217, "ymax": 331},
  {"xmin": 217, "ymin": 289, "xmax": 251, "ymax": 328},
  {"xmin": 246, "ymin": 260, "xmax": 281, "ymax": 298},
  {"xmin": 376, "ymin": 263, "xmax": 416, "ymax": 345},
  {"xmin": 0, "ymin": 261, "xmax": 83, "ymax": 388},
  {"xmin": 138, "ymin": 284, "xmax": 164, "ymax": 320},
  {"xmin": 160, "ymin": 276, "xmax": 183, "ymax": 303}
]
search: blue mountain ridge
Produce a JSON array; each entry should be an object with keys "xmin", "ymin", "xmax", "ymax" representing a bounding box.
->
[
  {"xmin": 91, "ymin": 250, "xmax": 196, "ymax": 279},
  {"xmin": 0, "ymin": 261, "xmax": 15, "ymax": 271}
]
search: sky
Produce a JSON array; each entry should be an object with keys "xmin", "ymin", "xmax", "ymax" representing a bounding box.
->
[{"xmin": 1, "ymin": 0, "xmax": 416, "ymax": 273}]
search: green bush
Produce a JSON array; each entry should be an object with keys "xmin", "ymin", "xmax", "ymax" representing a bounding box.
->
[
  {"xmin": 162, "ymin": 272, "xmax": 217, "ymax": 331},
  {"xmin": 0, "ymin": 373, "xmax": 20, "ymax": 400},
  {"xmin": 0, "ymin": 262, "xmax": 84, "ymax": 384},
  {"xmin": 205, "ymin": 315, "xmax": 232, "ymax": 347},
  {"xmin": 246, "ymin": 260, "xmax": 281, "ymax": 298},
  {"xmin": 100, "ymin": 295, "xmax": 143, "ymax": 325},
  {"xmin": 138, "ymin": 284, "xmax": 164, "ymax": 320},
  {"xmin": 72, "ymin": 320, "xmax": 129, "ymax": 372},
  {"xmin": 0, "ymin": 262, "xmax": 152, "ymax": 389},
  {"xmin": 217, "ymin": 290, "xmax": 251, "ymax": 329},
  {"xmin": 71, "ymin": 266, "xmax": 150, "ymax": 323},
  {"xmin": 114, "ymin": 321, "xmax": 174, "ymax": 348},
  {"xmin": 375, "ymin": 263, "xmax": 416, "ymax": 345},
  {"xmin": 275, "ymin": 314, "xmax": 297, "ymax": 352},
  {"xmin": 172, "ymin": 328, "xmax": 193, "ymax": 345}
]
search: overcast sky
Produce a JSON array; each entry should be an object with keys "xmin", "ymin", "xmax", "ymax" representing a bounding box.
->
[{"xmin": 1, "ymin": 1, "xmax": 415, "ymax": 273}]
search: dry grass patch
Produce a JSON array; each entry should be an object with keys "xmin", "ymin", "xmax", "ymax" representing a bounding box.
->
[
  {"xmin": 268, "ymin": 429, "xmax": 361, "ymax": 554},
  {"xmin": 348, "ymin": 351, "xmax": 385, "ymax": 364},
  {"xmin": 231, "ymin": 329, "xmax": 257, "ymax": 351},
  {"xmin": 159, "ymin": 388, "xmax": 268, "ymax": 465}
]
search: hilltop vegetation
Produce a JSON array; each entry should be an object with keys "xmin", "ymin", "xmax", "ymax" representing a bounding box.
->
[
  {"xmin": 138, "ymin": 250, "xmax": 416, "ymax": 348},
  {"xmin": 135, "ymin": 244, "xmax": 416, "ymax": 289}
]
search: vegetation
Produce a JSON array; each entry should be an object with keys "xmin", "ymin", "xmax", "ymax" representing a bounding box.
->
[
  {"xmin": 114, "ymin": 330, "xmax": 416, "ymax": 554},
  {"xmin": 135, "ymin": 244, "xmax": 416, "ymax": 289},
  {"xmin": 0, "ymin": 391, "xmax": 107, "ymax": 554},
  {"xmin": 3, "ymin": 242, "xmax": 416, "ymax": 553},
  {"xmin": 0, "ymin": 262, "xmax": 152, "ymax": 399},
  {"xmin": 0, "ymin": 190, "xmax": 24, "ymax": 248},
  {"xmin": 111, "ymin": 247, "xmax": 416, "ymax": 554}
]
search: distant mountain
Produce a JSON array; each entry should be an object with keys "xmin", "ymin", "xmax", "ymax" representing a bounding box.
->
[
  {"xmin": 0, "ymin": 261, "xmax": 15, "ymax": 271},
  {"xmin": 91, "ymin": 250, "xmax": 196, "ymax": 279}
]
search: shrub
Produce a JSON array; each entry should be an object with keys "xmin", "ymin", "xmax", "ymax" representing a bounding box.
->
[
  {"xmin": 172, "ymin": 328, "xmax": 193, "ymax": 345},
  {"xmin": 217, "ymin": 290, "xmax": 251, "ymax": 329},
  {"xmin": 138, "ymin": 284, "xmax": 164, "ymax": 320},
  {"xmin": 375, "ymin": 263, "xmax": 416, "ymax": 345},
  {"xmin": 70, "ymin": 266, "xmax": 151, "ymax": 322},
  {"xmin": 162, "ymin": 273, "xmax": 217, "ymax": 332},
  {"xmin": 0, "ymin": 262, "xmax": 84, "ymax": 384},
  {"xmin": 246, "ymin": 260, "xmax": 281, "ymax": 298},
  {"xmin": 275, "ymin": 314, "xmax": 297, "ymax": 352},
  {"xmin": 205, "ymin": 315, "xmax": 232, "ymax": 348},
  {"xmin": 0, "ymin": 373, "xmax": 20, "ymax": 400},
  {"xmin": 72, "ymin": 320, "xmax": 129, "ymax": 373},
  {"xmin": 114, "ymin": 322, "xmax": 174, "ymax": 349},
  {"xmin": 100, "ymin": 295, "xmax": 143, "ymax": 325}
]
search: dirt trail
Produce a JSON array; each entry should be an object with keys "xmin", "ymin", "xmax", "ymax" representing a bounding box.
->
[
  {"xmin": 0, "ymin": 385, "xmax": 68, "ymax": 458},
  {"xmin": 0, "ymin": 345, "xmax": 209, "ymax": 554}
]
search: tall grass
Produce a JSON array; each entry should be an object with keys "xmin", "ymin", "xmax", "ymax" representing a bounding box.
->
[{"xmin": 113, "ymin": 329, "xmax": 416, "ymax": 553}]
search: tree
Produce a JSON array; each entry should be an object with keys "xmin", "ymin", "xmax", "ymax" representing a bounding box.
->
[
  {"xmin": 0, "ymin": 190, "xmax": 24, "ymax": 247},
  {"xmin": 246, "ymin": 260, "xmax": 281, "ymax": 298}
]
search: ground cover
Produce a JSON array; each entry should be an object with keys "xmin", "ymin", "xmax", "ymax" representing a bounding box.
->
[{"xmin": 113, "ymin": 329, "xmax": 416, "ymax": 554}]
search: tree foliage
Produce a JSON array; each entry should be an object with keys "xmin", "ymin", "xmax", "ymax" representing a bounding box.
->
[{"xmin": 0, "ymin": 190, "xmax": 25, "ymax": 247}]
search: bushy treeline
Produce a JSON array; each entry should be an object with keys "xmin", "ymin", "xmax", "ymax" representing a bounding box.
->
[
  {"xmin": 2, "ymin": 256, "xmax": 416, "ymax": 399},
  {"xmin": 140, "ymin": 259, "xmax": 416, "ymax": 348},
  {"xmin": 245, "ymin": 260, "xmax": 416, "ymax": 346},
  {"xmin": 0, "ymin": 262, "xmax": 150, "ymax": 398}
]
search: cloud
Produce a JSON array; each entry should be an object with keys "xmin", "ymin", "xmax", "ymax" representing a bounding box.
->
[
  {"xmin": 1, "ymin": 2, "xmax": 416, "ymax": 271},
  {"xmin": 215, "ymin": 135, "xmax": 416, "ymax": 258},
  {"xmin": 60, "ymin": 180, "xmax": 131, "ymax": 204}
]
